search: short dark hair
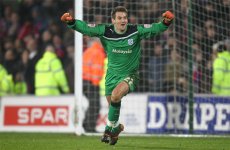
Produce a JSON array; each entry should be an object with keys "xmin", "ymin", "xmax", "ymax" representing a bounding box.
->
[
  {"xmin": 111, "ymin": 6, "xmax": 128, "ymax": 19},
  {"xmin": 217, "ymin": 42, "xmax": 226, "ymax": 52}
]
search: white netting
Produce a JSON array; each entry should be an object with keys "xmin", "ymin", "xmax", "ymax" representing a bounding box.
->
[
  {"xmin": 0, "ymin": 0, "xmax": 229, "ymax": 135},
  {"xmin": 82, "ymin": 0, "xmax": 230, "ymax": 135}
]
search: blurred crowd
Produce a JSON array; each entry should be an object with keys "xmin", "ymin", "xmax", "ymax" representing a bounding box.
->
[
  {"xmin": 0, "ymin": 0, "xmax": 230, "ymax": 96},
  {"xmin": 0, "ymin": 0, "xmax": 75, "ymax": 95}
]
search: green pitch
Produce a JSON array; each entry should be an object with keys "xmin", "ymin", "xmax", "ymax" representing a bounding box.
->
[{"xmin": 0, "ymin": 133, "xmax": 229, "ymax": 150}]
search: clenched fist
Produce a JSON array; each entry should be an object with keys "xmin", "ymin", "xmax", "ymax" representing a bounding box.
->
[
  {"xmin": 162, "ymin": 11, "xmax": 174, "ymax": 24},
  {"xmin": 61, "ymin": 13, "xmax": 74, "ymax": 23}
]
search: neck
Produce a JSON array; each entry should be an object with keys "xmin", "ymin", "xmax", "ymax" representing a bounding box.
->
[{"xmin": 114, "ymin": 26, "xmax": 127, "ymax": 34}]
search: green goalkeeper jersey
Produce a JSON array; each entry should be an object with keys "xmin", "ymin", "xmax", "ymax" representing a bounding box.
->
[{"xmin": 67, "ymin": 20, "xmax": 168, "ymax": 75}]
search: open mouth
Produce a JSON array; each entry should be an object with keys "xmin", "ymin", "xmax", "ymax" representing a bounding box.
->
[{"xmin": 121, "ymin": 24, "xmax": 126, "ymax": 27}]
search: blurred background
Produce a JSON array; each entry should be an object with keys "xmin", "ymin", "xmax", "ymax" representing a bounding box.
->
[
  {"xmin": 1, "ymin": 0, "xmax": 230, "ymax": 95},
  {"xmin": 0, "ymin": 0, "xmax": 229, "ymax": 135}
]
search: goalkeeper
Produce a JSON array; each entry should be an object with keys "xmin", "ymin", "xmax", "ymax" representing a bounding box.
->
[{"xmin": 61, "ymin": 6, "xmax": 174, "ymax": 145}]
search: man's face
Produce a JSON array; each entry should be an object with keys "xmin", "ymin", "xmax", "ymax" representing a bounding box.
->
[{"xmin": 112, "ymin": 12, "xmax": 128, "ymax": 33}]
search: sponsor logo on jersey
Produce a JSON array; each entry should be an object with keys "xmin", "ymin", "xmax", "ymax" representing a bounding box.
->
[
  {"xmin": 87, "ymin": 24, "xmax": 96, "ymax": 27},
  {"xmin": 144, "ymin": 24, "xmax": 152, "ymax": 28},
  {"xmin": 112, "ymin": 49, "xmax": 132, "ymax": 54},
  {"xmin": 128, "ymin": 39, "xmax": 134, "ymax": 45}
]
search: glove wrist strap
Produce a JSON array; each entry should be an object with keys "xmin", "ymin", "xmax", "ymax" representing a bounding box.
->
[
  {"xmin": 67, "ymin": 19, "xmax": 75, "ymax": 25},
  {"xmin": 162, "ymin": 19, "xmax": 172, "ymax": 26}
]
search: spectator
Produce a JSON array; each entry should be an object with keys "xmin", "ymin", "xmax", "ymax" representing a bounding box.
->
[
  {"xmin": 64, "ymin": 45, "xmax": 75, "ymax": 93},
  {"xmin": 31, "ymin": 6, "xmax": 48, "ymax": 33},
  {"xmin": 18, "ymin": 0, "xmax": 38, "ymax": 23},
  {"xmin": 24, "ymin": 37, "xmax": 42, "ymax": 94},
  {"xmin": 49, "ymin": 21, "xmax": 62, "ymax": 36},
  {"xmin": 163, "ymin": 49, "xmax": 185, "ymax": 93},
  {"xmin": 35, "ymin": 44, "xmax": 70, "ymax": 96},
  {"xmin": 193, "ymin": 27, "xmax": 204, "ymax": 43},
  {"xmin": 99, "ymin": 57, "xmax": 108, "ymax": 96},
  {"xmin": 82, "ymin": 39, "xmax": 106, "ymax": 132},
  {"xmin": 177, "ymin": 75, "xmax": 188, "ymax": 93},
  {"xmin": 0, "ymin": 64, "xmax": 14, "ymax": 96},
  {"xmin": 3, "ymin": 38, "xmax": 15, "ymax": 52},
  {"xmin": 14, "ymin": 71, "xmax": 27, "ymax": 95},
  {"xmin": 3, "ymin": 48, "xmax": 21, "ymax": 76},
  {"xmin": 202, "ymin": 19, "xmax": 219, "ymax": 61},
  {"xmin": 17, "ymin": 17, "xmax": 39, "ymax": 41},
  {"xmin": 40, "ymin": 29, "xmax": 53, "ymax": 49},
  {"xmin": 148, "ymin": 42, "xmax": 167, "ymax": 92},
  {"xmin": 192, "ymin": 43, "xmax": 203, "ymax": 93},
  {"xmin": 212, "ymin": 40, "xmax": 230, "ymax": 96},
  {"xmin": 63, "ymin": 29, "xmax": 74, "ymax": 46},
  {"xmin": 163, "ymin": 35, "xmax": 177, "ymax": 53},
  {"xmin": 7, "ymin": 12, "xmax": 21, "ymax": 39},
  {"xmin": 200, "ymin": 19, "xmax": 219, "ymax": 93},
  {"xmin": 14, "ymin": 39, "xmax": 25, "ymax": 55},
  {"xmin": 52, "ymin": 34, "xmax": 67, "ymax": 64}
]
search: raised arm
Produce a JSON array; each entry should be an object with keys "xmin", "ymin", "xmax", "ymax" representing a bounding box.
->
[
  {"xmin": 61, "ymin": 13, "xmax": 105, "ymax": 37},
  {"xmin": 138, "ymin": 11, "xmax": 174, "ymax": 39}
]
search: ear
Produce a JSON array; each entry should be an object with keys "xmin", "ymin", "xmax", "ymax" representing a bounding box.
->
[{"xmin": 112, "ymin": 18, "xmax": 115, "ymax": 24}]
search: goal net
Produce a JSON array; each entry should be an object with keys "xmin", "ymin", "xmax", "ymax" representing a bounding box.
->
[{"xmin": 78, "ymin": 0, "xmax": 230, "ymax": 135}]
